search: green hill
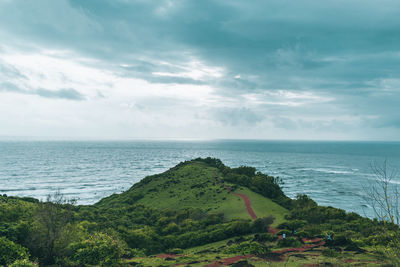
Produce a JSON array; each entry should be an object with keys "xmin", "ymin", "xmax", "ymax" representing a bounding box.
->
[{"xmin": 97, "ymin": 159, "xmax": 288, "ymax": 224}]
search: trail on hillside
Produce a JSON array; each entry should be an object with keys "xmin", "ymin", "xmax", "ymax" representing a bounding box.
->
[
  {"xmin": 201, "ymin": 239, "xmax": 326, "ymax": 267},
  {"xmin": 213, "ymin": 171, "xmax": 258, "ymax": 220}
]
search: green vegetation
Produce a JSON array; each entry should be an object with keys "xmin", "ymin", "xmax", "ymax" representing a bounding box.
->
[{"xmin": 0, "ymin": 158, "xmax": 397, "ymax": 266}]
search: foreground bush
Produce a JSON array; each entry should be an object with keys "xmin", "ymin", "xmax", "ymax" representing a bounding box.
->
[
  {"xmin": 277, "ymin": 237, "xmax": 302, "ymax": 248},
  {"xmin": 0, "ymin": 237, "xmax": 29, "ymax": 266},
  {"xmin": 10, "ymin": 259, "xmax": 38, "ymax": 267},
  {"xmin": 67, "ymin": 232, "xmax": 125, "ymax": 266}
]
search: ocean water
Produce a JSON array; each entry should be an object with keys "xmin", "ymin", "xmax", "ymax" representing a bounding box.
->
[{"xmin": 1, "ymin": 140, "xmax": 400, "ymax": 218}]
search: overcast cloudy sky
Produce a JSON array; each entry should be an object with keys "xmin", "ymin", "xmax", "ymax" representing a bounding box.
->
[{"xmin": 1, "ymin": 0, "xmax": 400, "ymax": 140}]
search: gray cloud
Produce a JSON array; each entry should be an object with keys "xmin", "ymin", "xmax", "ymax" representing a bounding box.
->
[
  {"xmin": 0, "ymin": 82, "xmax": 24, "ymax": 93},
  {"xmin": 0, "ymin": 82, "xmax": 85, "ymax": 101},
  {"xmin": 36, "ymin": 88, "xmax": 85, "ymax": 101},
  {"xmin": 0, "ymin": 0, "xmax": 400, "ymax": 139}
]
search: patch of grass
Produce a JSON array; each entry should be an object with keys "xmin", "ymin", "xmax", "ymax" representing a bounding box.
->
[{"xmin": 234, "ymin": 187, "xmax": 288, "ymax": 225}]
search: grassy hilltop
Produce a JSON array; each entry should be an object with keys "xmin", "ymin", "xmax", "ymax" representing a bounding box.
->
[
  {"xmin": 0, "ymin": 158, "xmax": 397, "ymax": 266},
  {"xmin": 97, "ymin": 159, "xmax": 288, "ymax": 224}
]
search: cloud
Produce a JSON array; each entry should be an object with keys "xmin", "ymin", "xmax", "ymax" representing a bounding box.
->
[
  {"xmin": 0, "ymin": 82, "xmax": 84, "ymax": 101},
  {"xmin": 36, "ymin": 88, "xmax": 85, "ymax": 100},
  {"xmin": 213, "ymin": 108, "xmax": 263, "ymax": 127},
  {"xmin": 0, "ymin": 0, "xmax": 400, "ymax": 139}
]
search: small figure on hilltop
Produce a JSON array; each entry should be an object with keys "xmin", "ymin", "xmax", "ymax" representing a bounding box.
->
[{"xmin": 282, "ymin": 233, "xmax": 286, "ymax": 239}]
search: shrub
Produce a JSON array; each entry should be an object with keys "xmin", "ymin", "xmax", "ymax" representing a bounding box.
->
[
  {"xmin": 0, "ymin": 237, "xmax": 29, "ymax": 266},
  {"xmin": 252, "ymin": 216, "xmax": 275, "ymax": 233},
  {"xmin": 68, "ymin": 232, "xmax": 125, "ymax": 266},
  {"xmin": 10, "ymin": 259, "xmax": 38, "ymax": 267},
  {"xmin": 277, "ymin": 237, "xmax": 301, "ymax": 248},
  {"xmin": 253, "ymin": 233, "xmax": 277, "ymax": 242},
  {"xmin": 225, "ymin": 241, "xmax": 269, "ymax": 255},
  {"xmin": 277, "ymin": 220, "xmax": 307, "ymax": 231},
  {"xmin": 322, "ymin": 248, "xmax": 339, "ymax": 257},
  {"xmin": 330, "ymin": 234, "xmax": 352, "ymax": 246},
  {"xmin": 296, "ymin": 230, "xmax": 311, "ymax": 239}
]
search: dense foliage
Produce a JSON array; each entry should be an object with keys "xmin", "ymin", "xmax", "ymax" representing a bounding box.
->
[{"xmin": 194, "ymin": 157, "xmax": 292, "ymax": 208}]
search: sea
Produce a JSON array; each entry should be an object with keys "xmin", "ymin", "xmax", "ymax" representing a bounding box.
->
[{"xmin": 1, "ymin": 140, "xmax": 400, "ymax": 218}]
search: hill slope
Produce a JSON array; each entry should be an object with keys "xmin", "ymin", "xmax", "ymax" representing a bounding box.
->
[{"xmin": 97, "ymin": 159, "xmax": 288, "ymax": 224}]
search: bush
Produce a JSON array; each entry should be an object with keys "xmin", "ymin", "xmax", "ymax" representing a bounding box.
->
[
  {"xmin": 253, "ymin": 233, "xmax": 277, "ymax": 242},
  {"xmin": 330, "ymin": 234, "xmax": 352, "ymax": 246},
  {"xmin": 225, "ymin": 241, "xmax": 269, "ymax": 255},
  {"xmin": 296, "ymin": 230, "xmax": 311, "ymax": 239},
  {"xmin": 252, "ymin": 216, "xmax": 275, "ymax": 233},
  {"xmin": 322, "ymin": 248, "xmax": 339, "ymax": 257},
  {"xmin": 68, "ymin": 232, "xmax": 125, "ymax": 266},
  {"xmin": 277, "ymin": 237, "xmax": 302, "ymax": 248},
  {"xmin": 0, "ymin": 237, "xmax": 29, "ymax": 266},
  {"xmin": 10, "ymin": 259, "xmax": 38, "ymax": 267},
  {"xmin": 277, "ymin": 220, "xmax": 307, "ymax": 231}
]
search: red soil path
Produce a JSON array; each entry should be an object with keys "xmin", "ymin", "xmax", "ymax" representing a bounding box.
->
[
  {"xmin": 213, "ymin": 171, "xmax": 258, "ymax": 220},
  {"xmin": 272, "ymin": 240, "xmax": 325, "ymax": 254},
  {"xmin": 234, "ymin": 192, "xmax": 257, "ymax": 220}
]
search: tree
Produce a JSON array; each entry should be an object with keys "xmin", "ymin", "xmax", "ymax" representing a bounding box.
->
[
  {"xmin": 30, "ymin": 191, "xmax": 76, "ymax": 265},
  {"xmin": 364, "ymin": 160, "xmax": 400, "ymax": 264}
]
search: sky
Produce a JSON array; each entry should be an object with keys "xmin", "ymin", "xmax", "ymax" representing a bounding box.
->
[{"xmin": 1, "ymin": 0, "xmax": 400, "ymax": 140}]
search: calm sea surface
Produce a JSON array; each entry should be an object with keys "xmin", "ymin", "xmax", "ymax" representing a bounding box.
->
[{"xmin": 1, "ymin": 140, "xmax": 400, "ymax": 218}]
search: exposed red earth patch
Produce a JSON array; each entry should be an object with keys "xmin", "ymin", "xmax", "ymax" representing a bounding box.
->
[
  {"xmin": 273, "ymin": 240, "xmax": 325, "ymax": 254},
  {"xmin": 233, "ymin": 192, "xmax": 257, "ymax": 219},
  {"xmin": 268, "ymin": 227, "xmax": 280, "ymax": 235},
  {"xmin": 213, "ymin": 171, "xmax": 258, "ymax": 220},
  {"xmin": 302, "ymin": 238, "xmax": 323, "ymax": 243}
]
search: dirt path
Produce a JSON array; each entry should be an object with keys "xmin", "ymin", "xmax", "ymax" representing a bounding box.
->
[
  {"xmin": 233, "ymin": 192, "xmax": 257, "ymax": 219},
  {"xmin": 272, "ymin": 239, "xmax": 325, "ymax": 254},
  {"xmin": 213, "ymin": 171, "xmax": 258, "ymax": 220}
]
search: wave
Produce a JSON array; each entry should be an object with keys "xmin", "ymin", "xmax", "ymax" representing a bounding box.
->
[{"xmin": 300, "ymin": 167, "xmax": 354, "ymax": 175}]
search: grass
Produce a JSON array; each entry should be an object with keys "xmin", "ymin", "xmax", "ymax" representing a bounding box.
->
[
  {"xmin": 126, "ymin": 243, "xmax": 384, "ymax": 267},
  {"xmin": 234, "ymin": 187, "xmax": 288, "ymax": 225},
  {"xmin": 102, "ymin": 161, "xmax": 289, "ymax": 223}
]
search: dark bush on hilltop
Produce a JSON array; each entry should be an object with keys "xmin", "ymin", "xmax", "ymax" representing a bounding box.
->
[
  {"xmin": 223, "ymin": 170, "xmax": 291, "ymax": 208},
  {"xmin": 194, "ymin": 157, "xmax": 224, "ymax": 169}
]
